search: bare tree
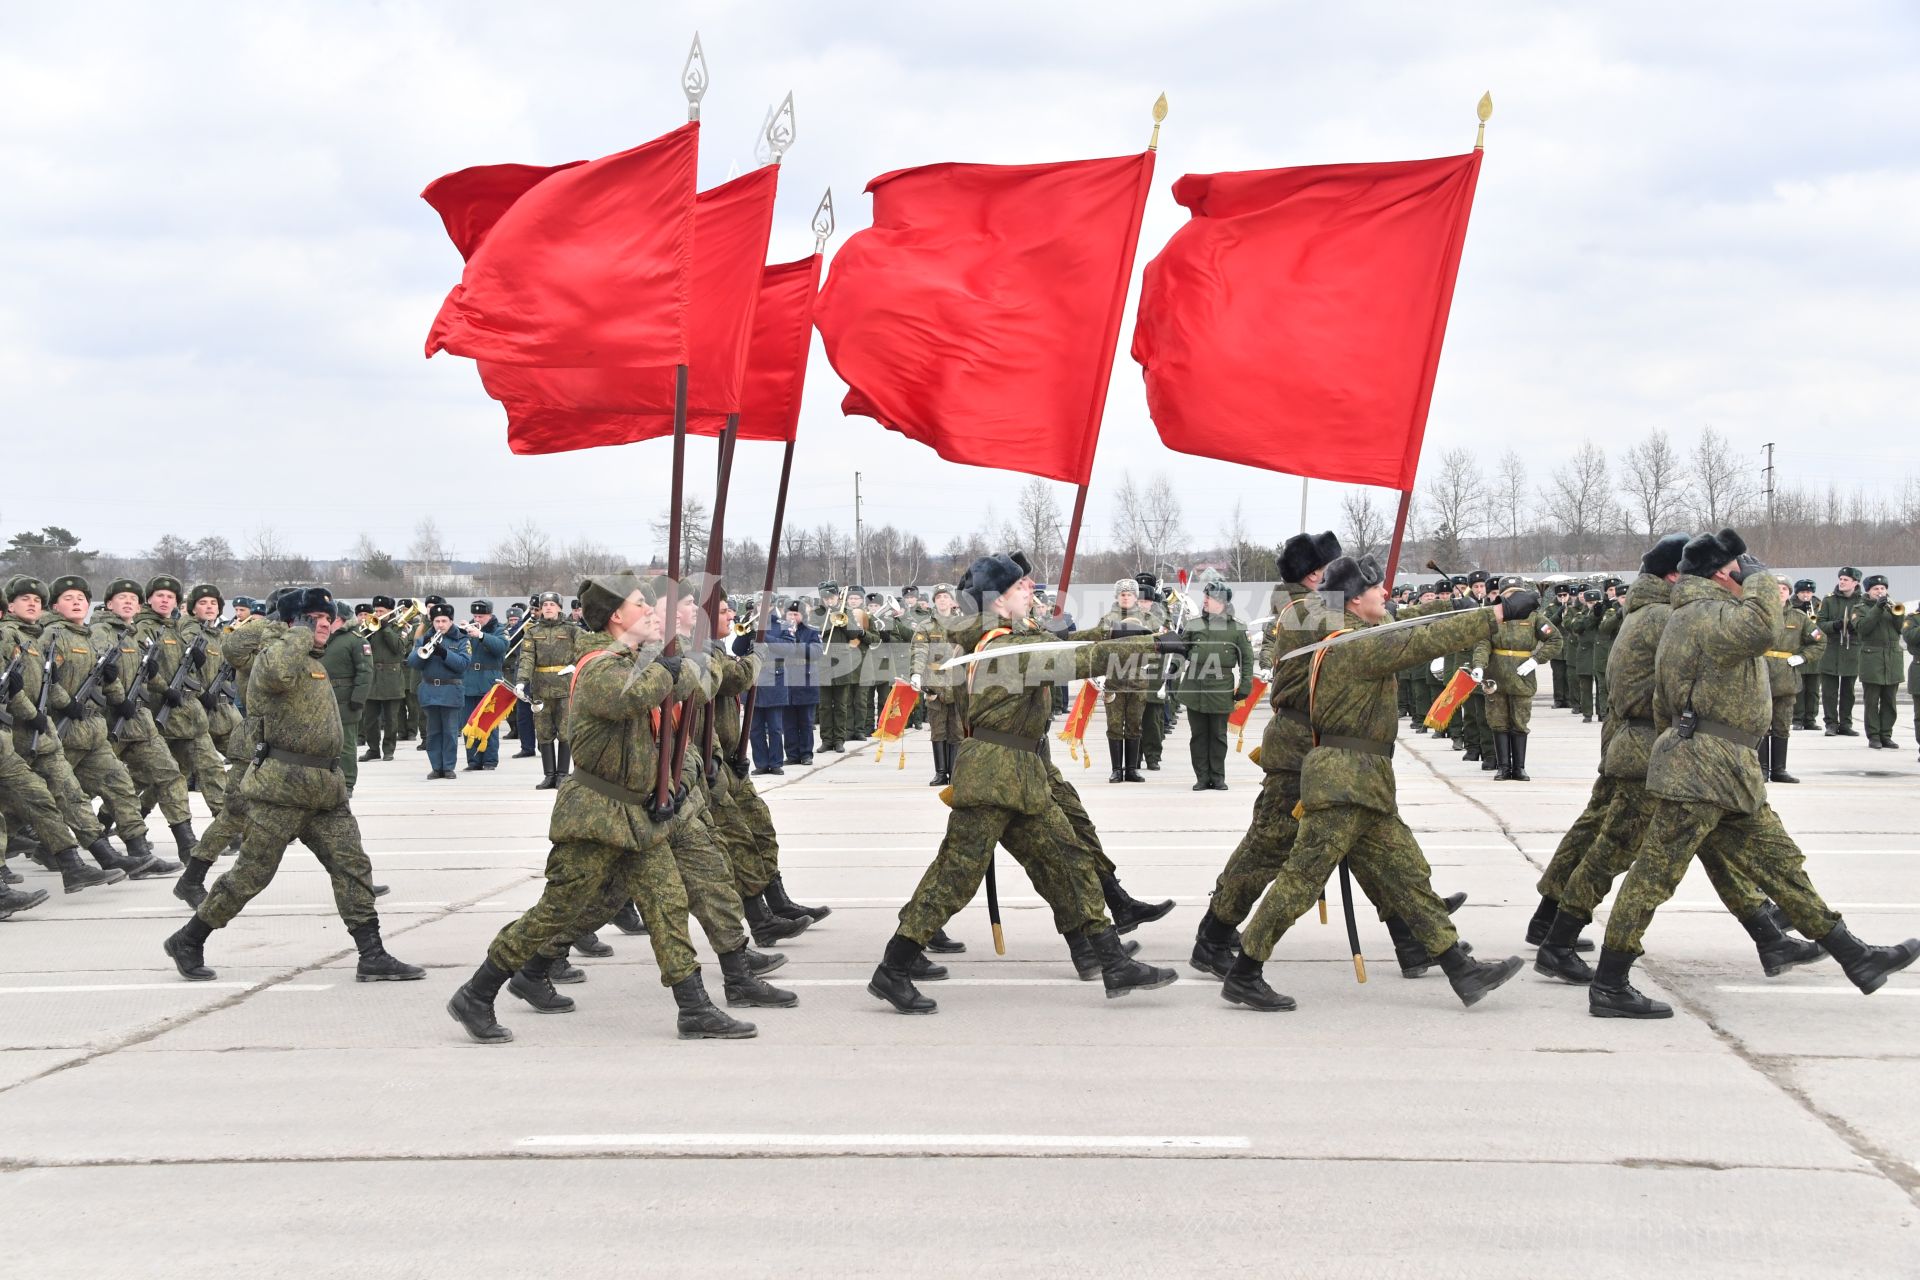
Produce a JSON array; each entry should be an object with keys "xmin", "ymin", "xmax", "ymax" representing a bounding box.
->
[
  {"xmin": 192, "ymin": 535, "xmax": 235, "ymax": 582},
  {"xmin": 148, "ymin": 533, "xmax": 196, "ymax": 574},
  {"xmin": 1690, "ymin": 426, "xmax": 1756, "ymax": 530},
  {"xmin": 244, "ymin": 526, "xmax": 286, "ymax": 585},
  {"xmin": 1542, "ymin": 442, "xmax": 1616, "ymax": 570},
  {"xmin": 408, "ymin": 518, "xmax": 452, "ymax": 587},
  {"xmin": 1108, "ymin": 473, "xmax": 1149, "ymax": 567},
  {"xmin": 650, "ymin": 497, "xmax": 711, "ymax": 571},
  {"xmin": 1620, "ymin": 430, "xmax": 1689, "ymax": 539},
  {"xmin": 1139, "ymin": 475, "xmax": 1185, "ymax": 569},
  {"xmin": 1014, "ymin": 478, "xmax": 1065, "ymax": 581},
  {"xmin": 490, "ymin": 521, "xmax": 555, "ymax": 596},
  {"xmin": 1423, "ymin": 448, "xmax": 1488, "ymax": 566},
  {"xmin": 1218, "ymin": 501, "xmax": 1257, "ymax": 578},
  {"xmin": 1492, "ymin": 450, "xmax": 1531, "ymax": 555},
  {"xmin": 1338, "ymin": 490, "xmax": 1387, "ymax": 560},
  {"xmin": 559, "ymin": 537, "xmax": 623, "ymax": 587}
]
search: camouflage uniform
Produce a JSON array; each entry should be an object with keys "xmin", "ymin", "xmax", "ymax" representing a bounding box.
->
[
  {"xmin": 132, "ymin": 607, "xmax": 227, "ymax": 816},
  {"xmin": 1604, "ymin": 572, "xmax": 1843, "ymax": 955},
  {"xmin": 1099, "ymin": 597, "xmax": 1154, "ymax": 740},
  {"xmin": 196, "ymin": 624, "xmax": 382, "ymax": 931},
  {"xmin": 43, "ymin": 615, "xmax": 150, "ymax": 846},
  {"xmin": 90, "ymin": 612, "xmax": 192, "ymax": 829},
  {"xmin": 0, "ymin": 724, "xmax": 79, "ymax": 864},
  {"xmin": 515, "ymin": 617, "xmax": 579, "ymax": 748},
  {"xmin": 191, "ymin": 615, "xmax": 278, "ymax": 863},
  {"xmin": 1764, "ymin": 598, "xmax": 1824, "ymax": 761},
  {"xmin": 911, "ymin": 604, "xmax": 968, "ymax": 743},
  {"xmin": 1, "ymin": 617, "xmax": 108, "ymax": 848}
]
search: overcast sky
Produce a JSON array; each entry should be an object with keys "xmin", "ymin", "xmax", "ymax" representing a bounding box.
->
[{"xmin": 3, "ymin": 1, "xmax": 1916, "ymax": 568}]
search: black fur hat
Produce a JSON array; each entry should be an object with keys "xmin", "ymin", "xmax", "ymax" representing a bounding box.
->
[
  {"xmin": 371, "ymin": 594, "xmax": 396, "ymax": 610},
  {"xmin": 959, "ymin": 553, "xmax": 1025, "ymax": 607},
  {"xmin": 276, "ymin": 585, "xmax": 334, "ymax": 623},
  {"xmin": 1678, "ymin": 528, "xmax": 1747, "ymax": 578},
  {"xmin": 428, "ymin": 603, "xmax": 455, "ymax": 621},
  {"xmin": 1321, "ymin": 554, "xmax": 1384, "ymax": 603},
  {"xmin": 1278, "ymin": 531, "xmax": 1342, "ymax": 585},
  {"xmin": 49, "ymin": 574, "xmax": 91, "ymax": 601},
  {"xmin": 1794, "ymin": 578, "xmax": 1816, "ymax": 594},
  {"xmin": 1640, "ymin": 533, "xmax": 1690, "ymax": 578}
]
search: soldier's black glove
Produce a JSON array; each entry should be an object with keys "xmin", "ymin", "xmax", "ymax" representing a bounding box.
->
[
  {"xmin": 733, "ymin": 631, "xmax": 754, "ymax": 655},
  {"xmin": 4, "ymin": 666, "xmax": 21, "ymax": 697},
  {"xmin": 162, "ymin": 687, "xmax": 185, "ymax": 708},
  {"xmin": 1499, "ymin": 589, "xmax": 1541, "ymax": 622},
  {"xmin": 116, "ymin": 696, "xmax": 140, "ymax": 721},
  {"xmin": 729, "ymin": 753, "xmax": 750, "ymax": 780},
  {"xmin": 655, "ymin": 654, "xmax": 684, "ymax": 678},
  {"xmin": 99, "ymin": 652, "xmax": 120, "ymax": 682},
  {"xmin": 199, "ymin": 689, "xmax": 218, "ymax": 711},
  {"xmin": 30, "ymin": 711, "xmax": 52, "ymax": 735},
  {"xmin": 1154, "ymin": 633, "xmax": 1193, "ymax": 657},
  {"xmin": 1042, "ymin": 612, "xmax": 1076, "ymax": 638},
  {"xmin": 1731, "ymin": 552, "xmax": 1766, "ymax": 585}
]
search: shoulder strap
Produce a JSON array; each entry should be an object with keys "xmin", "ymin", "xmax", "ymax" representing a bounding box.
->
[
  {"xmin": 1305, "ymin": 629, "xmax": 1351, "ymax": 746},
  {"xmin": 966, "ymin": 627, "xmax": 1013, "ymax": 693},
  {"xmin": 568, "ymin": 648, "xmax": 614, "ymax": 700}
]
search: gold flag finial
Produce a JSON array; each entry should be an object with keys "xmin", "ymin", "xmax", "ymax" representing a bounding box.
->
[
  {"xmin": 1149, "ymin": 92, "xmax": 1169, "ymax": 151},
  {"xmin": 1475, "ymin": 91, "xmax": 1492, "ymax": 150}
]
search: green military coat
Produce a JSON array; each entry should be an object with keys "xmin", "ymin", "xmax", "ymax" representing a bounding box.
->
[
  {"xmin": 1174, "ymin": 608, "xmax": 1254, "ymax": 714},
  {"xmin": 1815, "ymin": 589, "xmax": 1864, "ymax": 678},
  {"xmin": 321, "ymin": 627, "xmax": 374, "ymax": 725},
  {"xmin": 1853, "ymin": 597, "xmax": 1904, "ymax": 686}
]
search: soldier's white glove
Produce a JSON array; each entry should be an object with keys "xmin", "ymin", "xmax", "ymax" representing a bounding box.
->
[
  {"xmin": 1787, "ymin": 654, "xmax": 1805, "ymax": 667},
  {"xmin": 1516, "ymin": 658, "xmax": 1538, "ymax": 676},
  {"xmin": 1429, "ymin": 658, "xmax": 1445, "ymax": 677},
  {"xmin": 910, "ymin": 673, "xmax": 923, "ymax": 691},
  {"xmin": 1470, "ymin": 666, "xmax": 1484, "ymax": 683}
]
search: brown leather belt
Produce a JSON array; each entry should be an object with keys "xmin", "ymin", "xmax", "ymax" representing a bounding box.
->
[
  {"xmin": 571, "ymin": 769, "xmax": 651, "ymax": 807},
  {"xmin": 1317, "ymin": 734, "xmax": 1395, "ymax": 758},
  {"xmin": 266, "ymin": 747, "xmax": 338, "ymax": 771},
  {"xmin": 971, "ymin": 727, "xmax": 1044, "ymax": 754}
]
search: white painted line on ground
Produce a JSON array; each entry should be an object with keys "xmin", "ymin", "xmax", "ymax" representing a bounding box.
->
[
  {"xmin": 0, "ymin": 982, "xmax": 334, "ymax": 994},
  {"xmin": 1656, "ymin": 903, "xmax": 1920, "ymax": 912},
  {"xmin": 782, "ymin": 978, "xmax": 1178, "ymax": 987},
  {"xmin": 517, "ymin": 1132, "xmax": 1250, "ymax": 1152},
  {"xmin": 115, "ymin": 902, "xmax": 450, "ymax": 914},
  {"xmin": 1715, "ymin": 985, "xmax": 1918, "ymax": 997}
]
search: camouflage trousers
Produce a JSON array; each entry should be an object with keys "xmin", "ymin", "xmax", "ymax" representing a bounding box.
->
[
  {"xmin": 113, "ymin": 732, "xmax": 190, "ymax": 826},
  {"xmin": 490, "ymin": 834, "xmax": 698, "ymax": 985},
  {"xmin": 549, "ymin": 798, "xmax": 748, "ymax": 958},
  {"xmin": 1545, "ymin": 775, "xmax": 1768, "ymax": 924},
  {"xmin": 193, "ymin": 759, "xmax": 252, "ymax": 865},
  {"xmin": 1142, "ymin": 699, "xmax": 1168, "ymax": 763},
  {"xmin": 1537, "ymin": 775, "xmax": 1623, "ymax": 903},
  {"xmin": 531, "ymin": 693, "xmax": 569, "ymax": 747},
  {"xmin": 163, "ymin": 732, "xmax": 226, "ymax": 814},
  {"xmin": 65, "ymin": 741, "xmax": 148, "ymax": 842},
  {"xmin": 923, "ymin": 691, "xmax": 967, "ymax": 743},
  {"xmin": 1604, "ymin": 798, "xmax": 1840, "ymax": 956},
  {"xmin": 714, "ymin": 773, "xmax": 781, "ymax": 898},
  {"xmin": 1240, "ymin": 803, "xmax": 1457, "ymax": 962},
  {"xmin": 1211, "ymin": 770, "xmax": 1402, "ymax": 930},
  {"xmin": 198, "ymin": 798, "xmax": 379, "ymax": 930},
  {"xmin": 898, "ymin": 802, "xmax": 1109, "ymax": 945},
  {"xmin": 1770, "ymin": 693, "xmax": 1795, "ymax": 740},
  {"xmin": 0, "ymin": 742, "xmax": 78, "ymax": 852},
  {"xmin": 1103, "ymin": 690, "xmax": 1144, "ymax": 740},
  {"xmin": 1049, "ymin": 772, "xmax": 1115, "ymax": 876},
  {"xmin": 1484, "ymin": 692, "xmax": 1533, "ymax": 733},
  {"xmin": 23, "ymin": 746, "xmax": 104, "ymax": 846}
]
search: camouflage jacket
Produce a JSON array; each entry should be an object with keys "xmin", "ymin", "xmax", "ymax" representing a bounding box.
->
[
  {"xmin": 910, "ymin": 610, "xmax": 966, "ymax": 698},
  {"xmin": 240, "ymin": 624, "xmax": 350, "ymax": 812},
  {"xmin": 0, "ymin": 619, "xmax": 63, "ymax": 758},
  {"xmin": 1646, "ymin": 571, "xmax": 1782, "ymax": 815},
  {"xmin": 89, "ymin": 615, "xmax": 164, "ymax": 744},
  {"xmin": 220, "ymin": 616, "xmax": 285, "ymax": 761},
  {"xmin": 132, "ymin": 607, "xmax": 210, "ymax": 741},
  {"xmin": 946, "ymin": 618, "xmax": 1153, "ymax": 815},
  {"xmin": 1766, "ymin": 605, "xmax": 1824, "ymax": 698},
  {"xmin": 1255, "ymin": 582, "xmax": 1339, "ymax": 776},
  {"xmin": 549, "ymin": 635, "xmax": 699, "ymax": 851},
  {"xmin": 1597, "ymin": 575, "xmax": 1670, "ymax": 782},
  {"xmin": 708, "ymin": 640, "xmax": 760, "ymax": 756},
  {"xmin": 1906, "ymin": 614, "xmax": 1920, "ymax": 683},
  {"xmin": 1097, "ymin": 604, "xmax": 1159, "ymax": 693},
  {"xmin": 43, "ymin": 616, "xmax": 111, "ymax": 753},
  {"xmin": 1471, "ymin": 612, "xmax": 1558, "ymax": 700},
  {"xmin": 516, "ymin": 618, "xmax": 581, "ymax": 699},
  {"xmin": 180, "ymin": 617, "xmax": 243, "ymax": 740},
  {"xmin": 1300, "ymin": 606, "xmax": 1499, "ymax": 815}
]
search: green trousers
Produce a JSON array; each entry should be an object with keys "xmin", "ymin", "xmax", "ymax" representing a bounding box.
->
[
  {"xmin": 198, "ymin": 797, "xmax": 378, "ymax": 930},
  {"xmin": 898, "ymin": 802, "xmax": 1108, "ymax": 945},
  {"xmin": 113, "ymin": 733, "xmax": 191, "ymax": 826},
  {"xmin": 1862, "ymin": 683, "xmax": 1899, "ymax": 741},
  {"xmin": 66, "ymin": 740, "xmax": 148, "ymax": 841},
  {"xmin": 1187, "ymin": 711, "xmax": 1229, "ymax": 786},
  {"xmin": 490, "ymin": 835, "xmax": 698, "ymax": 985}
]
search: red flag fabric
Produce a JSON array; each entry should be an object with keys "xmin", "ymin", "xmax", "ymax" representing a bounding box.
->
[
  {"xmin": 423, "ymin": 122, "xmax": 698, "ymax": 368},
  {"xmin": 1131, "ymin": 151, "xmax": 1484, "ymax": 491},
  {"xmin": 815, "ymin": 152, "xmax": 1155, "ymax": 485},
  {"xmin": 422, "ymin": 161, "xmax": 584, "ymax": 261},
  {"xmin": 1424, "ymin": 665, "xmax": 1480, "ymax": 731},
  {"xmin": 722, "ymin": 254, "xmax": 823, "ymax": 443}
]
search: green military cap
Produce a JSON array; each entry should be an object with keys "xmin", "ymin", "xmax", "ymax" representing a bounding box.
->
[
  {"xmin": 104, "ymin": 577, "xmax": 144, "ymax": 602},
  {"xmin": 146, "ymin": 574, "xmax": 185, "ymax": 600},
  {"xmin": 932, "ymin": 582, "xmax": 954, "ymax": 597},
  {"xmin": 1865, "ymin": 573, "xmax": 1889, "ymax": 591},
  {"xmin": 6, "ymin": 575, "xmax": 48, "ymax": 604},
  {"xmin": 577, "ymin": 573, "xmax": 652, "ymax": 628},
  {"xmin": 680, "ymin": 574, "xmax": 726, "ymax": 601},
  {"xmin": 49, "ymin": 574, "xmax": 91, "ymax": 601},
  {"xmin": 185, "ymin": 582, "xmax": 223, "ymax": 610}
]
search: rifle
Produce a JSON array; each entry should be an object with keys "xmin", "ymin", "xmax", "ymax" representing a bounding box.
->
[
  {"xmin": 110, "ymin": 638, "xmax": 162, "ymax": 740},
  {"xmin": 56, "ymin": 646, "xmax": 120, "ymax": 743},
  {"xmin": 154, "ymin": 634, "xmax": 208, "ymax": 730},
  {"xmin": 0, "ymin": 652, "xmax": 21, "ymax": 729},
  {"xmin": 25, "ymin": 640, "xmax": 56, "ymax": 753},
  {"xmin": 201, "ymin": 660, "xmax": 238, "ymax": 713}
]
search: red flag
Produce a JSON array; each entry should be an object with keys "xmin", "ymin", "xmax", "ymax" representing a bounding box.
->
[
  {"xmin": 815, "ymin": 152, "xmax": 1155, "ymax": 484},
  {"xmin": 724, "ymin": 254, "xmax": 823, "ymax": 443},
  {"xmin": 423, "ymin": 122, "xmax": 698, "ymax": 368},
  {"xmin": 1131, "ymin": 151, "xmax": 1483, "ymax": 491},
  {"xmin": 1425, "ymin": 666, "xmax": 1480, "ymax": 731}
]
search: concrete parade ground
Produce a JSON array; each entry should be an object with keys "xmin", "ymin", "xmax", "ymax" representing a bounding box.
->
[{"xmin": 2, "ymin": 702, "xmax": 1916, "ymax": 1278}]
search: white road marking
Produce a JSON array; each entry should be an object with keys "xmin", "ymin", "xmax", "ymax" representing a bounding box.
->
[
  {"xmin": 115, "ymin": 902, "xmax": 449, "ymax": 914},
  {"xmin": 517, "ymin": 1132, "xmax": 1249, "ymax": 1151},
  {"xmin": 0, "ymin": 982, "xmax": 333, "ymax": 994},
  {"xmin": 1714, "ymin": 985, "xmax": 1919, "ymax": 997}
]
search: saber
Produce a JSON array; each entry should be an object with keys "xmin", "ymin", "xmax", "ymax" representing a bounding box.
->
[
  {"xmin": 937, "ymin": 639, "xmax": 1088, "ymax": 671},
  {"xmin": 985, "ymin": 856, "xmax": 1005, "ymax": 955},
  {"xmin": 1338, "ymin": 860, "xmax": 1366, "ymax": 983},
  {"xmin": 1278, "ymin": 608, "xmax": 1486, "ymax": 663}
]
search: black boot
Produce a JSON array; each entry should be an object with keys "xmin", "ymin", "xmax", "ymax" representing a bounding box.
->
[
  {"xmin": 447, "ymin": 960, "xmax": 514, "ymax": 1043},
  {"xmin": 359, "ymin": 747, "xmax": 380, "ymax": 762},
  {"xmin": 556, "ymin": 744, "xmax": 571, "ymax": 778},
  {"xmin": 719, "ymin": 946, "xmax": 798, "ymax": 1008},
  {"xmin": 1463, "ymin": 741, "xmax": 1482, "ymax": 763},
  {"xmin": 1741, "ymin": 910, "xmax": 1825, "ymax": 977},
  {"xmin": 90, "ymin": 836, "xmax": 149, "ymax": 878},
  {"xmin": 535, "ymin": 742, "xmax": 559, "ymax": 790},
  {"xmin": 572, "ymin": 931, "xmax": 613, "ymax": 958},
  {"xmin": 928, "ymin": 739, "xmax": 944, "ymax": 786},
  {"xmin": 766, "ymin": 873, "xmax": 830, "ymax": 922},
  {"xmin": 163, "ymin": 914, "xmax": 216, "ymax": 981},
  {"xmin": 548, "ymin": 946, "xmax": 585, "ymax": 984},
  {"xmin": 744, "ymin": 946, "xmax": 785, "ymax": 976},
  {"xmin": 1769, "ymin": 736, "xmax": 1798, "ymax": 784},
  {"xmin": 1439, "ymin": 943, "xmax": 1523, "ymax": 1007},
  {"xmin": 1066, "ymin": 930, "xmax": 1141, "ymax": 980},
  {"xmin": 1510, "ymin": 732, "xmax": 1530, "ymax": 781},
  {"xmin": 172, "ymin": 856, "xmax": 210, "ymax": 909},
  {"xmin": 1384, "ymin": 916, "xmax": 1441, "ymax": 978},
  {"xmin": 745, "ymin": 893, "xmax": 811, "ymax": 945},
  {"xmin": 1817, "ymin": 918, "xmax": 1920, "ymax": 994},
  {"xmin": 56, "ymin": 846, "xmax": 122, "ymax": 892},
  {"xmin": 508, "ymin": 955, "xmax": 576, "ymax": 1013},
  {"xmin": 1491, "ymin": 732, "xmax": 1512, "ymax": 780},
  {"xmin": 868, "ymin": 934, "xmax": 938, "ymax": 1013},
  {"xmin": 122, "ymin": 834, "xmax": 178, "ymax": 879},
  {"xmin": 1123, "ymin": 738, "xmax": 1146, "ymax": 782},
  {"xmin": 610, "ymin": 900, "xmax": 647, "ymax": 935},
  {"xmin": 1190, "ymin": 909, "xmax": 1239, "ymax": 979},
  {"xmin": 1534, "ymin": 909, "xmax": 1595, "ymax": 985},
  {"xmin": 0, "ymin": 881, "xmax": 49, "ymax": 918},
  {"xmin": 1100, "ymin": 869, "xmax": 1174, "ymax": 934},
  {"xmin": 1443, "ymin": 891, "xmax": 1467, "ymax": 915},
  {"xmin": 1588, "ymin": 947, "xmax": 1672, "ymax": 1017},
  {"xmin": 910, "ymin": 952, "xmax": 949, "ymax": 981},
  {"xmin": 1220, "ymin": 952, "xmax": 1295, "ymax": 1011},
  {"xmin": 1108, "ymin": 739, "xmax": 1125, "ymax": 783},
  {"xmin": 673, "ymin": 971, "xmax": 757, "ymax": 1038},
  {"xmin": 1757, "ymin": 734, "xmax": 1771, "ymax": 777},
  {"xmin": 350, "ymin": 921, "xmax": 425, "ymax": 981},
  {"xmin": 925, "ymin": 928, "xmax": 966, "ymax": 954},
  {"xmin": 1524, "ymin": 894, "xmax": 1558, "ymax": 944},
  {"xmin": 1085, "ymin": 926, "xmax": 1177, "ymax": 998}
]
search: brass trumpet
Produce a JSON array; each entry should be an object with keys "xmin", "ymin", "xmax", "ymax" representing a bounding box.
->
[{"xmin": 359, "ymin": 599, "xmax": 423, "ymax": 637}]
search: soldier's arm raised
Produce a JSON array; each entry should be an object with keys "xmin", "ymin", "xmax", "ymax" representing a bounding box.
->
[
  {"xmin": 1704, "ymin": 571, "xmax": 1784, "ymax": 665},
  {"xmin": 252, "ymin": 628, "xmax": 316, "ymax": 694},
  {"xmin": 1334, "ymin": 608, "xmax": 1499, "ymax": 681}
]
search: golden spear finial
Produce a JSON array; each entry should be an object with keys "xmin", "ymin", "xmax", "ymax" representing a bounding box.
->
[
  {"xmin": 1475, "ymin": 91, "xmax": 1493, "ymax": 150},
  {"xmin": 1149, "ymin": 93, "xmax": 1169, "ymax": 151}
]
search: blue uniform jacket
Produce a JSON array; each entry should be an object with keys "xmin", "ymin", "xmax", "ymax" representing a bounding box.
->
[
  {"xmin": 408, "ymin": 631, "xmax": 472, "ymax": 707},
  {"xmin": 461, "ymin": 618, "xmax": 508, "ymax": 697}
]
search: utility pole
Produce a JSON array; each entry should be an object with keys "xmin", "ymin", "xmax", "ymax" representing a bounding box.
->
[
  {"xmin": 1762, "ymin": 442, "xmax": 1775, "ymax": 550},
  {"xmin": 853, "ymin": 470, "xmax": 864, "ymax": 587}
]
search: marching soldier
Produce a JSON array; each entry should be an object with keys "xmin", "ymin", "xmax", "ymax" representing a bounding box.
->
[
  {"xmin": 0, "ymin": 718, "xmax": 98, "ymax": 902},
  {"xmin": 162, "ymin": 586, "xmax": 423, "ymax": 985},
  {"xmin": 133, "ymin": 576, "xmax": 228, "ymax": 823},
  {"xmin": 517, "ymin": 591, "xmax": 578, "ymax": 789},
  {"xmin": 93, "ymin": 578, "xmax": 201, "ymax": 869},
  {"xmin": 358, "ymin": 594, "xmax": 411, "ymax": 763},
  {"xmin": 1762, "ymin": 578, "xmax": 1823, "ymax": 783},
  {"xmin": 1816, "ymin": 567, "xmax": 1864, "ymax": 736},
  {"xmin": 322, "ymin": 602, "xmax": 373, "ymax": 790},
  {"xmin": 173, "ymin": 588, "xmax": 279, "ymax": 905},
  {"xmin": 1470, "ymin": 575, "xmax": 1559, "ymax": 781},
  {"xmin": 1855, "ymin": 574, "xmax": 1903, "ymax": 750},
  {"xmin": 1098, "ymin": 578, "xmax": 1154, "ymax": 783},
  {"xmin": 1578, "ymin": 531, "xmax": 1917, "ymax": 1017},
  {"xmin": 911, "ymin": 583, "xmax": 967, "ymax": 786}
]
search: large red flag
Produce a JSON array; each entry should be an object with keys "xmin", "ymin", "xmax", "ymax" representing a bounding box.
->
[
  {"xmin": 423, "ymin": 121, "xmax": 698, "ymax": 368},
  {"xmin": 1130, "ymin": 151, "xmax": 1483, "ymax": 491},
  {"xmin": 478, "ymin": 165, "xmax": 779, "ymax": 446},
  {"xmin": 814, "ymin": 152, "xmax": 1155, "ymax": 485}
]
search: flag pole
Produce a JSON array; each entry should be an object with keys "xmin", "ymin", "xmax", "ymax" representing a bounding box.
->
[
  {"xmin": 1382, "ymin": 488, "xmax": 1414, "ymax": 588},
  {"xmin": 688, "ymin": 415, "xmax": 740, "ymax": 778}
]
